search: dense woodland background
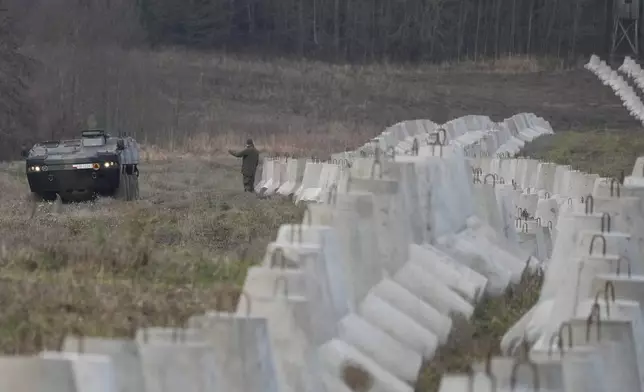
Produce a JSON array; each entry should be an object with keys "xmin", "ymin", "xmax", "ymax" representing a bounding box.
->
[
  {"xmin": 0, "ymin": 0, "xmax": 632, "ymax": 158},
  {"xmin": 138, "ymin": 0, "xmax": 615, "ymax": 61}
]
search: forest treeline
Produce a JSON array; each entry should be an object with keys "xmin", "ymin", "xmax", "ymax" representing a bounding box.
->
[
  {"xmin": 0, "ymin": 3, "xmax": 35, "ymax": 152},
  {"xmin": 138, "ymin": 0, "xmax": 615, "ymax": 62}
]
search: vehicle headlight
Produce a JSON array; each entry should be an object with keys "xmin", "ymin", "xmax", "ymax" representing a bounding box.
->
[
  {"xmin": 103, "ymin": 161, "xmax": 118, "ymax": 168},
  {"xmin": 28, "ymin": 165, "xmax": 41, "ymax": 172}
]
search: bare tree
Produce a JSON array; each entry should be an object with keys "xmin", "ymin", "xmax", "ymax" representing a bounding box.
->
[{"xmin": 0, "ymin": 1, "xmax": 35, "ymax": 158}]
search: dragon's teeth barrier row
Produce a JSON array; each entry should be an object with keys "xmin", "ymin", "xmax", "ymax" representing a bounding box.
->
[{"xmin": 10, "ymin": 100, "xmax": 643, "ymax": 392}]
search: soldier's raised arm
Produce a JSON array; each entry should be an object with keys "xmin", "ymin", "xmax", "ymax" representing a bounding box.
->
[{"xmin": 230, "ymin": 148, "xmax": 252, "ymax": 158}]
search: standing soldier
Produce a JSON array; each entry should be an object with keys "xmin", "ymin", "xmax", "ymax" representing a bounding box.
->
[{"xmin": 228, "ymin": 139, "xmax": 259, "ymax": 192}]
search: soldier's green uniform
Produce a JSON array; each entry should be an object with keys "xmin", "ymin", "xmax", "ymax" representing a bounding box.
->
[{"xmin": 229, "ymin": 139, "xmax": 259, "ymax": 192}]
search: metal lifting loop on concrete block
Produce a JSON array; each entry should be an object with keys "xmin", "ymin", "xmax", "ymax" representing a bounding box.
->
[
  {"xmin": 437, "ymin": 128, "xmax": 447, "ymax": 146},
  {"xmin": 522, "ymin": 222, "xmax": 528, "ymax": 233},
  {"xmin": 617, "ymin": 256, "xmax": 632, "ymax": 277},
  {"xmin": 431, "ymin": 142, "xmax": 443, "ymax": 158},
  {"xmin": 586, "ymin": 303, "xmax": 601, "ymax": 342},
  {"xmin": 170, "ymin": 327, "xmax": 188, "ymax": 343},
  {"xmin": 515, "ymin": 218, "xmax": 522, "ymax": 228},
  {"xmin": 327, "ymin": 184, "xmax": 338, "ymax": 205},
  {"xmin": 466, "ymin": 365, "xmax": 498, "ymax": 392},
  {"xmin": 600, "ymin": 212, "xmax": 611, "ymax": 233},
  {"xmin": 331, "ymin": 158, "xmax": 346, "ymax": 167},
  {"xmin": 594, "ymin": 289, "xmax": 611, "ymax": 318},
  {"xmin": 498, "ymin": 177, "xmax": 505, "ymax": 184},
  {"xmin": 483, "ymin": 351, "xmax": 493, "ymax": 376},
  {"xmin": 371, "ymin": 159, "xmax": 383, "ymax": 179},
  {"xmin": 483, "ymin": 351, "xmax": 499, "ymax": 391},
  {"xmin": 536, "ymin": 217, "xmax": 541, "ymax": 226},
  {"xmin": 518, "ymin": 335, "xmax": 532, "ymax": 361},
  {"xmin": 273, "ymin": 276, "xmax": 289, "ymax": 297},
  {"xmin": 589, "ymin": 234, "xmax": 607, "ymax": 256},
  {"xmin": 610, "ymin": 178, "xmax": 621, "ymax": 198},
  {"xmin": 270, "ymin": 247, "xmax": 288, "ymax": 269},
  {"xmin": 606, "ymin": 281, "xmax": 616, "ymax": 314},
  {"xmin": 483, "ymin": 174, "xmax": 497, "ymax": 187},
  {"xmin": 411, "ymin": 138, "xmax": 419, "ymax": 156},
  {"xmin": 567, "ymin": 198, "xmax": 573, "ymax": 206},
  {"xmin": 544, "ymin": 191, "xmax": 550, "ymax": 199},
  {"xmin": 509, "ymin": 356, "xmax": 540, "ymax": 391},
  {"xmin": 547, "ymin": 221, "xmax": 553, "ymax": 230},
  {"xmin": 549, "ymin": 322, "xmax": 573, "ymax": 357},
  {"xmin": 585, "ymin": 194, "xmax": 594, "ymax": 214}
]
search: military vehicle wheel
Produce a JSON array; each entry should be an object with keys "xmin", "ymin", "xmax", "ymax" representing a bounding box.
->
[
  {"xmin": 97, "ymin": 188, "xmax": 117, "ymax": 198},
  {"xmin": 33, "ymin": 192, "xmax": 57, "ymax": 202}
]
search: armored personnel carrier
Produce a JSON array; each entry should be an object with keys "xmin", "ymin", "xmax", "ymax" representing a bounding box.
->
[{"xmin": 23, "ymin": 129, "xmax": 140, "ymax": 202}]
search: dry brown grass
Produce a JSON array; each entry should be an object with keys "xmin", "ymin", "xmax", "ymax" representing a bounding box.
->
[
  {"xmin": 521, "ymin": 128, "xmax": 644, "ymax": 178},
  {"xmin": 416, "ymin": 272, "xmax": 542, "ymax": 391},
  {"xmin": 0, "ymin": 156, "xmax": 304, "ymax": 353},
  {"xmin": 20, "ymin": 45, "xmax": 636, "ymax": 161}
]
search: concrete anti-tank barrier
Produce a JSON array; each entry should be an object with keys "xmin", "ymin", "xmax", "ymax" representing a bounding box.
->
[{"xmin": 25, "ymin": 111, "xmax": 566, "ymax": 392}]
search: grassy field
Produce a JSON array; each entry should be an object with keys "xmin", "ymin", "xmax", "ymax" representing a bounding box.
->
[
  {"xmin": 27, "ymin": 48, "xmax": 639, "ymax": 158},
  {"xmin": 5, "ymin": 50, "xmax": 644, "ymax": 391},
  {"xmin": 0, "ymin": 156, "xmax": 304, "ymax": 353},
  {"xmin": 523, "ymin": 129, "xmax": 644, "ymax": 178}
]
